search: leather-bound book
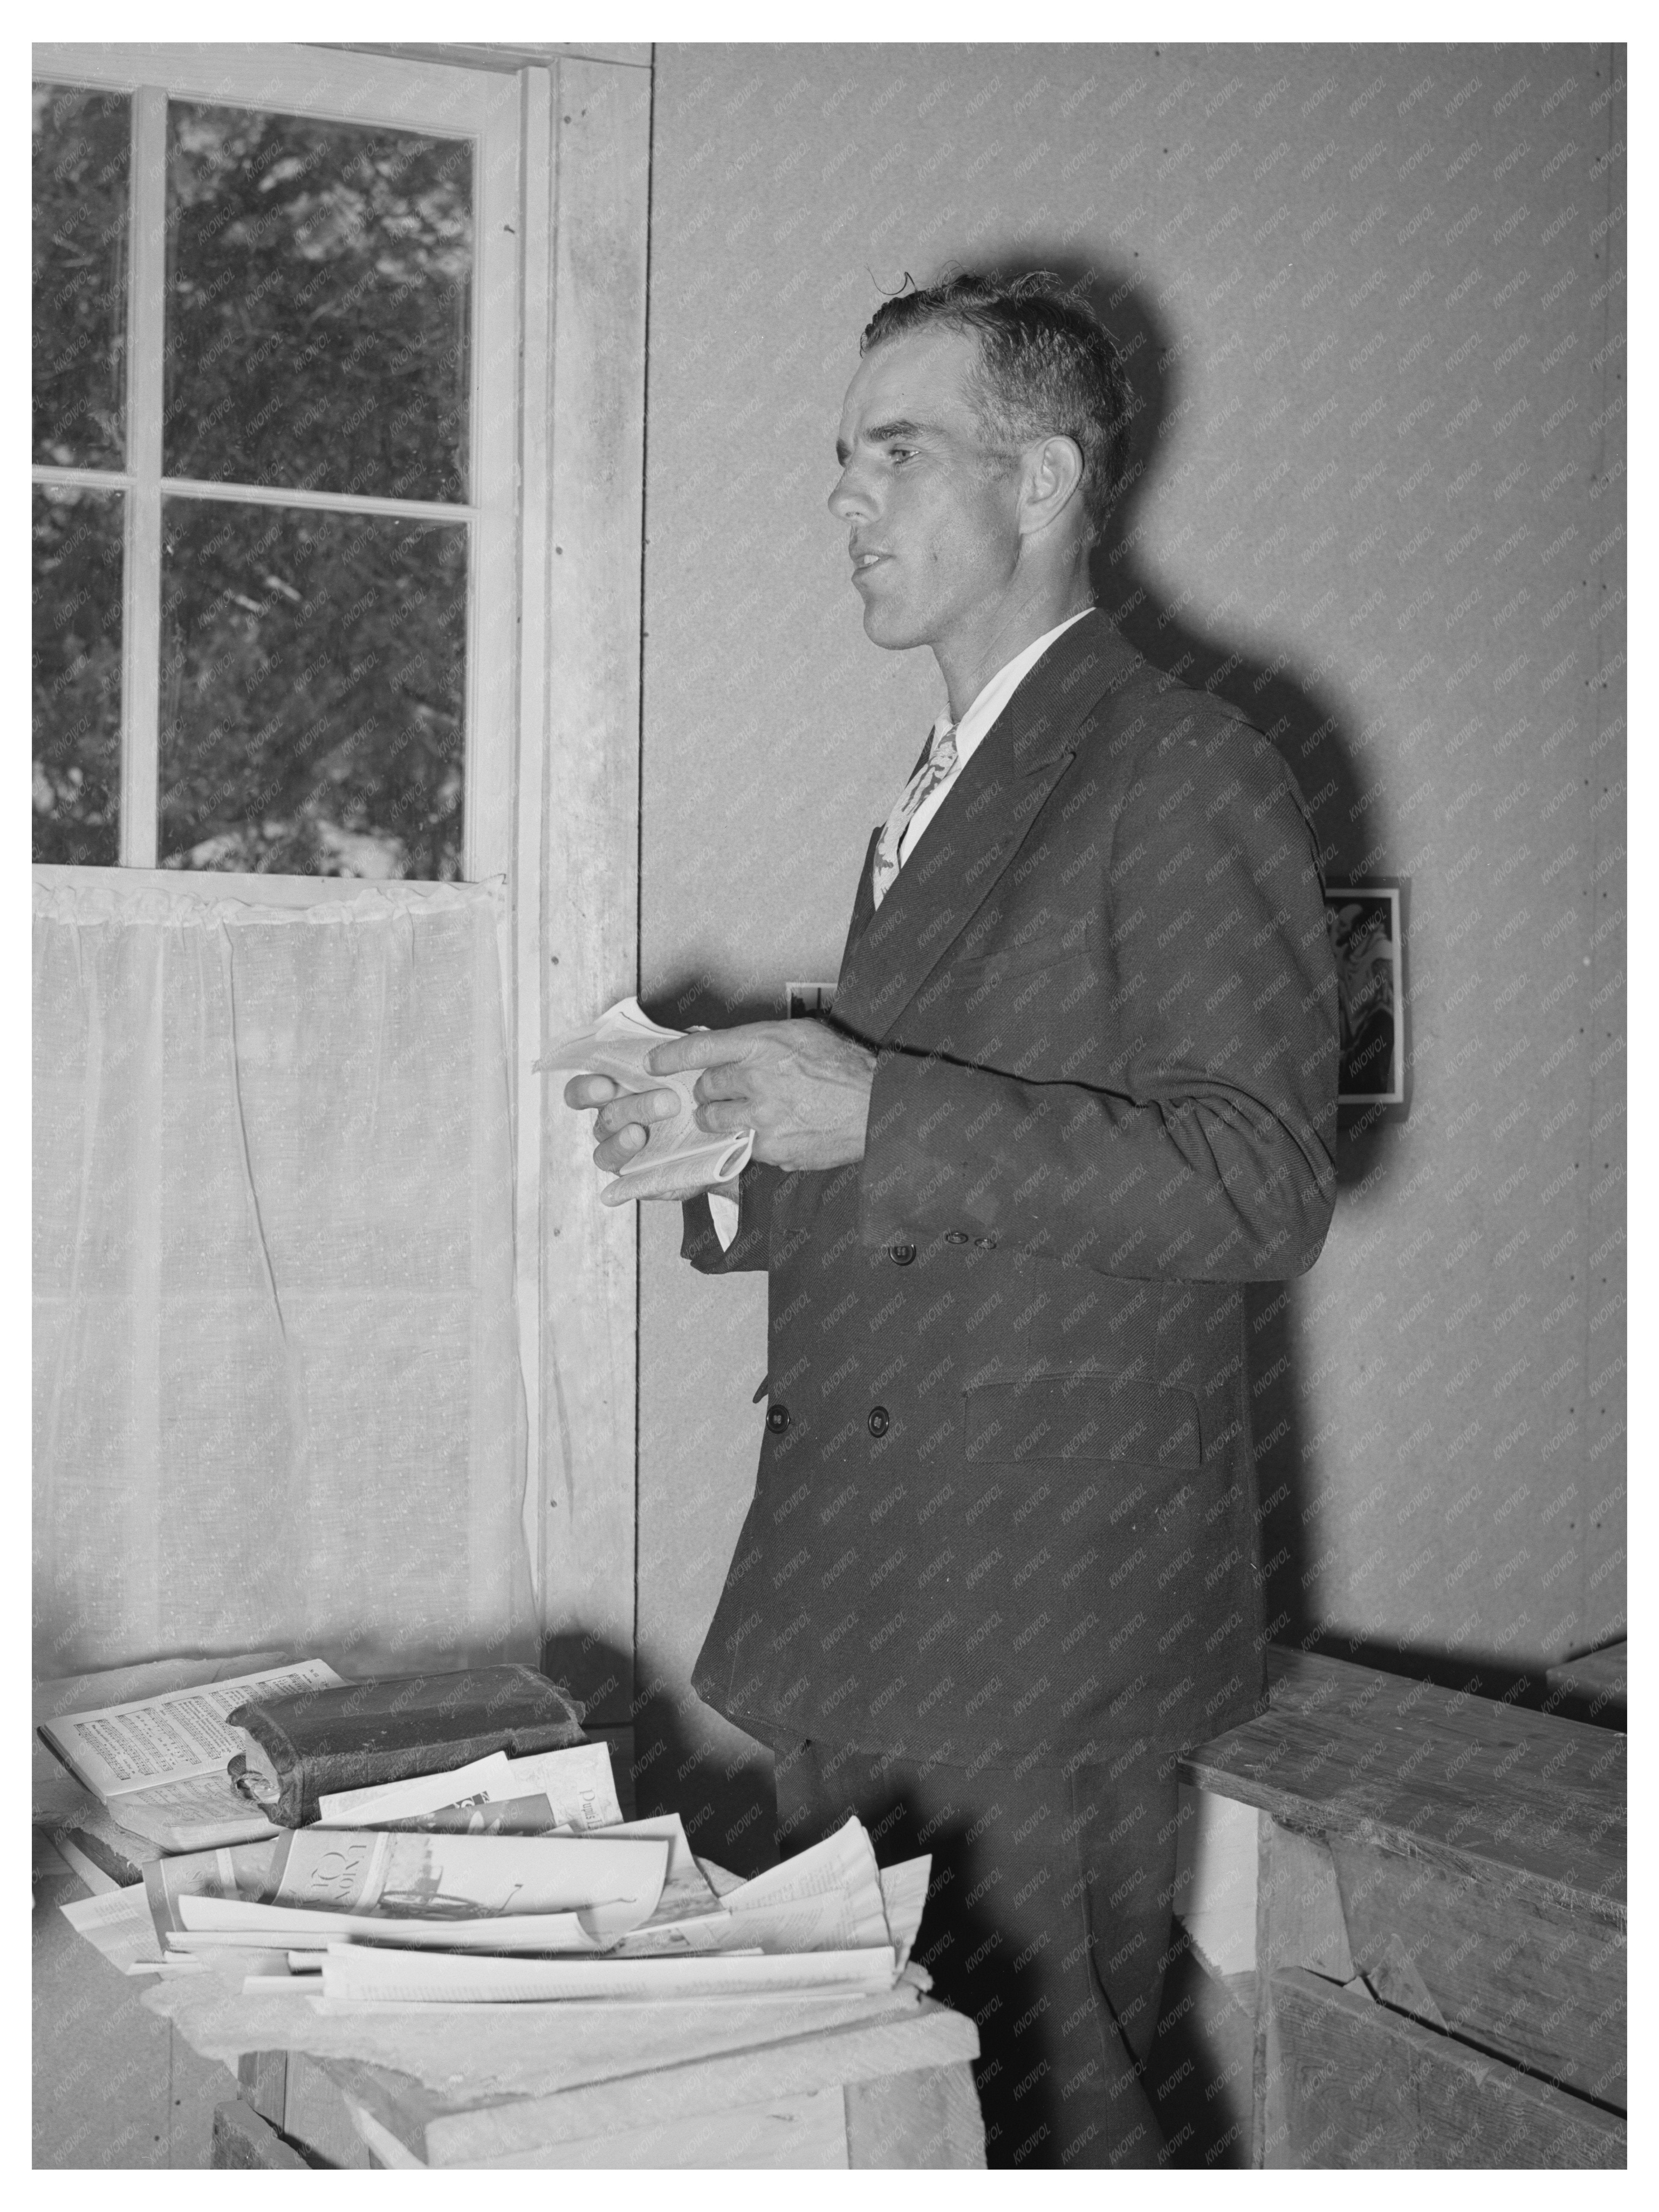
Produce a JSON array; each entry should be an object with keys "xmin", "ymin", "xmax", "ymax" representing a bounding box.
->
[{"xmin": 224, "ymin": 1666, "xmax": 586, "ymax": 1827}]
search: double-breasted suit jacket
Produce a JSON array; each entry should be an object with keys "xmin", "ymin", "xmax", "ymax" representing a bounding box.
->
[{"xmin": 684, "ymin": 611, "xmax": 1338, "ymax": 1770}]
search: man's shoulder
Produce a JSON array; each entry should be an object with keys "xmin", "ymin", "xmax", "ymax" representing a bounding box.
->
[{"xmin": 1076, "ymin": 648, "xmax": 1273, "ymax": 779}]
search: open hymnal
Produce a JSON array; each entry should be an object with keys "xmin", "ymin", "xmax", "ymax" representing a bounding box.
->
[
  {"xmin": 38, "ymin": 1659, "xmax": 343, "ymax": 1852},
  {"xmin": 536, "ymin": 996, "xmax": 754, "ymax": 1201}
]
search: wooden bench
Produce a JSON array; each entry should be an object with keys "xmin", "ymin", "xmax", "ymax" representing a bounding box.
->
[{"xmin": 1180, "ymin": 1647, "xmax": 1626, "ymax": 2168}]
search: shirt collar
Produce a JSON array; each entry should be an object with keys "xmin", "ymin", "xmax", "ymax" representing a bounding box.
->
[{"xmin": 930, "ymin": 607, "xmax": 1096, "ymax": 755}]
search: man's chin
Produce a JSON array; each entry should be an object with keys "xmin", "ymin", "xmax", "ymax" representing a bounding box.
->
[{"xmin": 859, "ymin": 598, "xmax": 924, "ymax": 651}]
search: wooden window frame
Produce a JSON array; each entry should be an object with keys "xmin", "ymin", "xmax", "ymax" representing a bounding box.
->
[{"xmin": 31, "ymin": 41, "xmax": 650, "ymax": 1712}]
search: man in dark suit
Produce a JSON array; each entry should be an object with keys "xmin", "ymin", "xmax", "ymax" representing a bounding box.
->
[{"xmin": 567, "ymin": 272, "xmax": 1338, "ymax": 2166}]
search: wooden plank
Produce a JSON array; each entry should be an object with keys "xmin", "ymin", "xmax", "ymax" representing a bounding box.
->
[
  {"xmin": 537, "ymin": 55, "xmax": 651, "ymax": 1722},
  {"xmin": 1259, "ymin": 1823, "xmax": 1354, "ymax": 1983},
  {"xmin": 1545, "ymin": 1641, "xmax": 1626, "ymax": 1726},
  {"xmin": 1263, "ymin": 1969, "xmax": 1625, "ymax": 2170},
  {"xmin": 1359, "ymin": 1930, "xmax": 1446, "ymax": 2031},
  {"xmin": 210, "ymin": 2102, "xmax": 311, "ymax": 2170},
  {"xmin": 347, "ymin": 2105, "xmax": 423, "ymax": 2168},
  {"xmin": 33, "ymin": 42, "xmax": 511, "ymax": 127},
  {"xmin": 1184, "ymin": 1649, "xmax": 1625, "ymax": 1915},
  {"xmin": 321, "ymin": 41, "xmax": 654, "ymax": 71},
  {"xmin": 346, "ymin": 2086, "xmax": 849, "ymax": 2169},
  {"xmin": 514, "ymin": 64, "xmax": 555, "ymax": 1600},
  {"xmin": 119, "ymin": 84, "xmax": 165, "ymax": 870},
  {"xmin": 1326, "ymin": 1833, "xmax": 1626, "ymax": 2108},
  {"xmin": 844, "ymin": 2064, "xmax": 987, "ymax": 2169},
  {"xmin": 325, "ymin": 2000, "xmax": 977, "ymax": 2165},
  {"xmin": 1249, "ymin": 1813, "xmax": 1272, "ymax": 2168},
  {"xmin": 1580, "ymin": 43, "xmax": 1627, "ymax": 1651},
  {"xmin": 282, "ymin": 2053, "xmax": 373, "ymax": 2169},
  {"xmin": 33, "ymin": 1859, "xmax": 232, "ymax": 2169},
  {"xmin": 236, "ymin": 2051, "xmax": 288, "ymax": 2129}
]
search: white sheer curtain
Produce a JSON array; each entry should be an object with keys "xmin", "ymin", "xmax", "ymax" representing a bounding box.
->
[{"xmin": 33, "ymin": 876, "xmax": 535, "ymax": 1677}]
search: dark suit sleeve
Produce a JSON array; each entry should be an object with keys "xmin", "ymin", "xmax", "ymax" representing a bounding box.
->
[
  {"xmin": 858, "ymin": 717, "xmax": 1339, "ymax": 1282},
  {"xmin": 680, "ymin": 1158, "xmax": 782, "ymax": 1275}
]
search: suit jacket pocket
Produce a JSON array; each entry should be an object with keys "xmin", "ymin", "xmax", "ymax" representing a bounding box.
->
[
  {"xmin": 948, "ymin": 913, "xmax": 1100, "ymax": 988},
  {"xmin": 964, "ymin": 1373, "xmax": 1204, "ymax": 1470}
]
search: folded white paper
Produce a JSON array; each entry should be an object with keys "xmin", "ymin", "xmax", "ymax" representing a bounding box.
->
[
  {"xmin": 537, "ymin": 997, "xmax": 754, "ymax": 1201},
  {"xmin": 320, "ymin": 1941, "xmax": 901, "ymax": 2006},
  {"xmin": 316, "ymin": 1752, "xmax": 514, "ymax": 1827},
  {"xmin": 171, "ymin": 1901, "xmax": 610, "ymax": 1953}
]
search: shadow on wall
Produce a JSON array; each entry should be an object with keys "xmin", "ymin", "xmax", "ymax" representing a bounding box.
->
[
  {"xmin": 545, "ymin": 1626, "xmax": 780, "ymax": 1878},
  {"xmin": 1045, "ymin": 246, "xmax": 1409, "ymax": 1636}
]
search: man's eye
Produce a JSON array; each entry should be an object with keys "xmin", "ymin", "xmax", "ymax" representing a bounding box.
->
[{"xmin": 886, "ymin": 445, "xmax": 916, "ymax": 464}]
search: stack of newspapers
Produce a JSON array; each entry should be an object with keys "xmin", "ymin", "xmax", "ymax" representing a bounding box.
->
[{"xmin": 60, "ymin": 1737, "xmax": 929, "ymax": 2009}]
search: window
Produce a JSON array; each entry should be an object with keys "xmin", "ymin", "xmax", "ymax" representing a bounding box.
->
[
  {"xmin": 32, "ymin": 46, "xmax": 521, "ymax": 881},
  {"xmin": 31, "ymin": 40, "xmax": 653, "ymax": 1712}
]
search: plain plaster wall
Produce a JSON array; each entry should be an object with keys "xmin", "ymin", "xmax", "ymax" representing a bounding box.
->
[{"xmin": 633, "ymin": 42, "xmax": 1626, "ymax": 1864}]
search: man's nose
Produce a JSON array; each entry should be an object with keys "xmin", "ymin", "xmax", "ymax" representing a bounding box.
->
[{"xmin": 827, "ymin": 465, "xmax": 873, "ymax": 522}]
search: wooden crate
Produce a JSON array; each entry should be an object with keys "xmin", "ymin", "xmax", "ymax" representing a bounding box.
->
[{"xmin": 1182, "ymin": 1648, "xmax": 1626, "ymax": 2168}]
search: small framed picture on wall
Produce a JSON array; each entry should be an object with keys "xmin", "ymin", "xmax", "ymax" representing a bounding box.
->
[{"xmin": 1325, "ymin": 884, "xmax": 1403, "ymax": 1106}]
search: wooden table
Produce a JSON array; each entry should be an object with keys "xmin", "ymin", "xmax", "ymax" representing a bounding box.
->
[
  {"xmin": 36, "ymin": 1652, "xmax": 981, "ymax": 2169},
  {"xmin": 1180, "ymin": 1648, "xmax": 1626, "ymax": 2169},
  {"xmin": 213, "ymin": 1993, "xmax": 984, "ymax": 2168}
]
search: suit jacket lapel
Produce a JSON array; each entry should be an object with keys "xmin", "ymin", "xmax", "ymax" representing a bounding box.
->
[
  {"xmin": 836, "ymin": 825, "xmax": 882, "ymax": 975},
  {"xmin": 831, "ymin": 613, "xmax": 1146, "ymax": 1045}
]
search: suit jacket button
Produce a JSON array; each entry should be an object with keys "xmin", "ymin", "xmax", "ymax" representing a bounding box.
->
[
  {"xmin": 766, "ymin": 1405, "xmax": 791, "ymax": 1434},
  {"xmin": 944, "ymin": 1231, "xmax": 970, "ymax": 1245},
  {"xmin": 867, "ymin": 1406, "xmax": 890, "ymax": 1438},
  {"xmin": 889, "ymin": 1241, "xmax": 917, "ymax": 1265},
  {"xmin": 974, "ymin": 1236, "xmax": 997, "ymax": 1249}
]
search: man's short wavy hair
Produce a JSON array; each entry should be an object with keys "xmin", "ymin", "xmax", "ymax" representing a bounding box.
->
[{"xmin": 861, "ymin": 270, "xmax": 1135, "ymax": 546}]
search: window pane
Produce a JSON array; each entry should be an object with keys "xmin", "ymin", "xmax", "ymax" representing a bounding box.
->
[
  {"xmin": 34, "ymin": 486, "xmax": 123, "ymax": 866},
  {"xmin": 165, "ymin": 105, "xmax": 471, "ymax": 502},
  {"xmin": 159, "ymin": 499, "xmax": 466, "ymax": 879},
  {"xmin": 33, "ymin": 83, "xmax": 130, "ymax": 470}
]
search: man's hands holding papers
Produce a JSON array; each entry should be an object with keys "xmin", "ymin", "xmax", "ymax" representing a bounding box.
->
[
  {"xmin": 555, "ymin": 996, "xmax": 877, "ymax": 1198},
  {"xmin": 543, "ymin": 998, "xmax": 756, "ymax": 1204},
  {"xmin": 649, "ymin": 1022, "xmax": 878, "ymax": 1175}
]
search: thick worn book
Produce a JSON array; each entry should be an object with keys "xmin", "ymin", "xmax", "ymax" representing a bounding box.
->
[
  {"xmin": 36, "ymin": 1657, "xmax": 344, "ymax": 1851},
  {"xmin": 225, "ymin": 1666, "xmax": 586, "ymax": 1828}
]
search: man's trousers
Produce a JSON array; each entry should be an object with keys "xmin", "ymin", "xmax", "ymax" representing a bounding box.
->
[{"xmin": 772, "ymin": 1731, "xmax": 1186, "ymax": 2169}]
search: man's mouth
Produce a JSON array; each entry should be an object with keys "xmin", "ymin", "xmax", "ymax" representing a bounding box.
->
[{"xmin": 852, "ymin": 550, "xmax": 890, "ymax": 576}]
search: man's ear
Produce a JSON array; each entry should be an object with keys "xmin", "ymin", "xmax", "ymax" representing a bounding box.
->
[{"xmin": 1018, "ymin": 435, "xmax": 1087, "ymax": 537}]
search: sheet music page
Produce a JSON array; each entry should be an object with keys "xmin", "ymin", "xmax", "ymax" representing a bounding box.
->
[
  {"xmin": 41, "ymin": 1659, "xmax": 343, "ymax": 1800},
  {"xmin": 108, "ymin": 1770, "xmax": 279, "ymax": 1848}
]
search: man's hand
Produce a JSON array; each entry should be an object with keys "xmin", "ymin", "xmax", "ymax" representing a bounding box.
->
[
  {"xmin": 561, "ymin": 1072, "xmax": 723, "ymax": 1204},
  {"xmin": 652, "ymin": 1021, "xmax": 877, "ymax": 1173}
]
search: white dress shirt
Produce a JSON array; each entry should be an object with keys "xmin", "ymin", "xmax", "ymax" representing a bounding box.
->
[
  {"xmin": 895, "ymin": 607, "xmax": 1094, "ymax": 865},
  {"xmin": 710, "ymin": 606, "xmax": 1095, "ymax": 1247}
]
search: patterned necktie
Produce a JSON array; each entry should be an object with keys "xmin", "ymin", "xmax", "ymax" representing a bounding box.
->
[{"xmin": 870, "ymin": 722, "xmax": 959, "ymax": 908}]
